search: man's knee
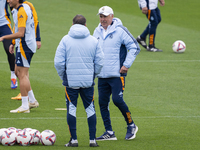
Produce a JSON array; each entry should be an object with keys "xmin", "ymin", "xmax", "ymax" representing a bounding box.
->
[
  {"xmin": 112, "ymin": 95, "xmax": 124, "ymax": 107},
  {"xmin": 150, "ymin": 19, "xmax": 159, "ymax": 27},
  {"xmin": 15, "ymin": 67, "xmax": 29, "ymax": 80}
]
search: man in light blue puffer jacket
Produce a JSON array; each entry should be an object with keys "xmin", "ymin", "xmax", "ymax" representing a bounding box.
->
[
  {"xmin": 93, "ymin": 6, "xmax": 140, "ymax": 141},
  {"xmin": 54, "ymin": 15, "xmax": 104, "ymax": 147}
]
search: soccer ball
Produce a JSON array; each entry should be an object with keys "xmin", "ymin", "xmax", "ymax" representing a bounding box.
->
[
  {"xmin": 15, "ymin": 129, "xmax": 23, "ymax": 134},
  {"xmin": 7, "ymin": 127, "xmax": 18, "ymax": 136},
  {"xmin": 16, "ymin": 130, "xmax": 32, "ymax": 146},
  {"xmin": 40, "ymin": 130, "xmax": 56, "ymax": 146},
  {"xmin": 8, "ymin": 127, "xmax": 17, "ymax": 131},
  {"xmin": 23, "ymin": 128, "xmax": 32, "ymax": 132},
  {"xmin": 0, "ymin": 128, "xmax": 7, "ymax": 144},
  {"xmin": 172, "ymin": 40, "xmax": 186, "ymax": 53},
  {"xmin": 1, "ymin": 129, "xmax": 16, "ymax": 146},
  {"xmin": 29, "ymin": 129, "xmax": 41, "ymax": 145}
]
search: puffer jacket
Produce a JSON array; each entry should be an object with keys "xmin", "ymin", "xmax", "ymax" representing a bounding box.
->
[
  {"xmin": 54, "ymin": 24, "xmax": 104, "ymax": 88},
  {"xmin": 93, "ymin": 18, "xmax": 140, "ymax": 78}
]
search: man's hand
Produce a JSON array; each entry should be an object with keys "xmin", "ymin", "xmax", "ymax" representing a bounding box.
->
[
  {"xmin": 120, "ymin": 66, "xmax": 128, "ymax": 74},
  {"xmin": 142, "ymin": 7, "xmax": 148, "ymax": 14},
  {"xmin": 159, "ymin": 0, "xmax": 165, "ymax": 6},
  {"xmin": 36, "ymin": 41, "xmax": 41, "ymax": 49},
  {"xmin": 0, "ymin": 37, "xmax": 4, "ymax": 42},
  {"xmin": 9, "ymin": 44, "xmax": 14, "ymax": 54}
]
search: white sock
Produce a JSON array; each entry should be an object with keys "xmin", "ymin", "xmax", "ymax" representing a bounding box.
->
[
  {"xmin": 28, "ymin": 90, "xmax": 36, "ymax": 103},
  {"xmin": 11, "ymin": 71, "xmax": 16, "ymax": 79},
  {"xmin": 71, "ymin": 139, "xmax": 78, "ymax": 143},
  {"xmin": 21, "ymin": 96, "xmax": 29, "ymax": 110},
  {"xmin": 107, "ymin": 130, "xmax": 114, "ymax": 135},
  {"xmin": 90, "ymin": 140, "xmax": 96, "ymax": 143}
]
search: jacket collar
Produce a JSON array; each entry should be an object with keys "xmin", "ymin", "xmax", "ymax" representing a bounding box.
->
[{"xmin": 17, "ymin": 4, "xmax": 23, "ymax": 11}]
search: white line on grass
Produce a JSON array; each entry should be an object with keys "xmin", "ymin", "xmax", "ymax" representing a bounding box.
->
[
  {"xmin": 0, "ymin": 60, "xmax": 200, "ymax": 64},
  {"xmin": 55, "ymin": 108, "xmax": 67, "ymax": 110},
  {"xmin": 0, "ymin": 116, "xmax": 200, "ymax": 120},
  {"xmin": 0, "ymin": 61, "xmax": 53, "ymax": 63},
  {"xmin": 135, "ymin": 60, "xmax": 200, "ymax": 63}
]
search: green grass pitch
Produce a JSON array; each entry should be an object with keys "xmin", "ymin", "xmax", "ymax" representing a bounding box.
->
[{"xmin": 0, "ymin": 0, "xmax": 200, "ymax": 149}]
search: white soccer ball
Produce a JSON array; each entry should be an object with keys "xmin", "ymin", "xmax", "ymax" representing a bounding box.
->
[
  {"xmin": 0, "ymin": 128, "xmax": 7, "ymax": 144},
  {"xmin": 40, "ymin": 130, "xmax": 56, "ymax": 146},
  {"xmin": 8, "ymin": 127, "xmax": 17, "ymax": 131},
  {"xmin": 0, "ymin": 128, "xmax": 8, "ymax": 144},
  {"xmin": 15, "ymin": 129, "xmax": 23, "ymax": 134},
  {"xmin": 7, "ymin": 127, "xmax": 18, "ymax": 136},
  {"xmin": 29, "ymin": 129, "xmax": 41, "ymax": 145},
  {"xmin": 172, "ymin": 40, "xmax": 186, "ymax": 53},
  {"xmin": 23, "ymin": 128, "xmax": 32, "ymax": 132},
  {"xmin": 1, "ymin": 129, "xmax": 16, "ymax": 146},
  {"xmin": 16, "ymin": 130, "xmax": 32, "ymax": 146}
]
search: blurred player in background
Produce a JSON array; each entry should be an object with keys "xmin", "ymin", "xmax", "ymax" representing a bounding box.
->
[
  {"xmin": 23, "ymin": 0, "xmax": 41, "ymax": 49},
  {"xmin": 136, "ymin": 0, "xmax": 165, "ymax": 52},
  {"xmin": 11, "ymin": 0, "xmax": 41, "ymax": 100},
  {"xmin": 0, "ymin": 0, "xmax": 17, "ymax": 89},
  {"xmin": 0, "ymin": 0, "xmax": 39, "ymax": 113}
]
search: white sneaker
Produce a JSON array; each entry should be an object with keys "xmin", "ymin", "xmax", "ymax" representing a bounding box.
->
[
  {"xmin": 29, "ymin": 100, "xmax": 39, "ymax": 109},
  {"xmin": 10, "ymin": 106, "xmax": 30, "ymax": 113}
]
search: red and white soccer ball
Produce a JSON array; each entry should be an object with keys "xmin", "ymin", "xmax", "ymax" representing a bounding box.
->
[
  {"xmin": 23, "ymin": 128, "xmax": 32, "ymax": 132},
  {"xmin": 172, "ymin": 40, "xmax": 186, "ymax": 53},
  {"xmin": 1, "ymin": 127, "xmax": 55, "ymax": 146},
  {"xmin": 15, "ymin": 129, "xmax": 23, "ymax": 134},
  {"xmin": 40, "ymin": 130, "xmax": 56, "ymax": 146},
  {"xmin": 0, "ymin": 128, "xmax": 7, "ymax": 144},
  {"xmin": 8, "ymin": 127, "xmax": 17, "ymax": 132},
  {"xmin": 1, "ymin": 129, "xmax": 16, "ymax": 146},
  {"xmin": 16, "ymin": 130, "xmax": 32, "ymax": 146},
  {"xmin": 29, "ymin": 129, "xmax": 41, "ymax": 145}
]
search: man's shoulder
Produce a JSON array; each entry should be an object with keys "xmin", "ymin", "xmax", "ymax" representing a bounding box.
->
[
  {"xmin": 115, "ymin": 25, "xmax": 133, "ymax": 37},
  {"xmin": 17, "ymin": 5, "xmax": 27, "ymax": 17},
  {"xmin": 18, "ymin": 4, "xmax": 30, "ymax": 14},
  {"xmin": 60, "ymin": 34, "xmax": 70, "ymax": 42},
  {"xmin": 89, "ymin": 35, "xmax": 98, "ymax": 41},
  {"xmin": 116, "ymin": 25, "xmax": 129, "ymax": 32}
]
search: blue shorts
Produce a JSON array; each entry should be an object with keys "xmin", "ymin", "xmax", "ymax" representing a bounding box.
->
[
  {"xmin": 15, "ymin": 47, "xmax": 34, "ymax": 68},
  {"xmin": 0, "ymin": 24, "xmax": 12, "ymax": 37}
]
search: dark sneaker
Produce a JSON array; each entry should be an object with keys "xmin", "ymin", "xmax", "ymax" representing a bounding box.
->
[
  {"xmin": 96, "ymin": 131, "xmax": 117, "ymax": 141},
  {"xmin": 89, "ymin": 142, "xmax": 99, "ymax": 147},
  {"xmin": 64, "ymin": 138, "xmax": 78, "ymax": 147},
  {"xmin": 125, "ymin": 125, "xmax": 138, "ymax": 140},
  {"xmin": 147, "ymin": 47, "xmax": 163, "ymax": 52},
  {"xmin": 136, "ymin": 35, "xmax": 147, "ymax": 49}
]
